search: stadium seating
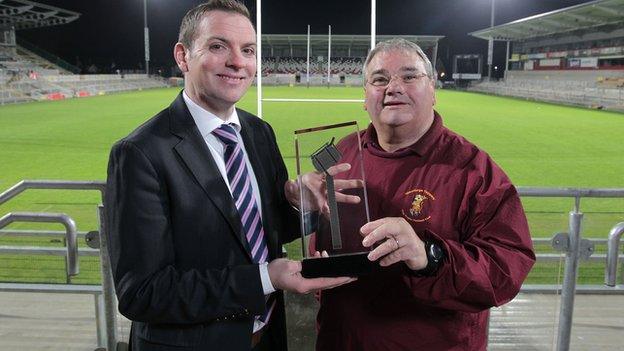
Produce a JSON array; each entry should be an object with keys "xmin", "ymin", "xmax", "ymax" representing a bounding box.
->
[
  {"xmin": 469, "ymin": 70, "xmax": 624, "ymax": 111},
  {"xmin": 1, "ymin": 72, "xmax": 167, "ymax": 105},
  {"xmin": 330, "ymin": 57, "xmax": 363, "ymax": 75},
  {"xmin": 261, "ymin": 56, "xmax": 364, "ymax": 75},
  {"xmin": 1, "ymin": 45, "xmax": 167, "ymax": 105}
]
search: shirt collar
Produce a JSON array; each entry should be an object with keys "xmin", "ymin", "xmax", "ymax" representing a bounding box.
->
[
  {"xmin": 362, "ymin": 110, "xmax": 444, "ymax": 158},
  {"xmin": 182, "ymin": 90, "xmax": 241, "ymax": 137}
]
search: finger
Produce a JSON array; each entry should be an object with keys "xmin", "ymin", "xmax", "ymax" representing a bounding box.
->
[
  {"xmin": 313, "ymin": 251, "xmax": 322, "ymax": 258},
  {"xmin": 361, "ymin": 221, "xmax": 397, "ymax": 247},
  {"xmin": 302, "ymin": 276, "xmax": 355, "ymax": 292},
  {"xmin": 321, "ymin": 277, "xmax": 358, "ymax": 290},
  {"xmin": 291, "ymin": 260, "xmax": 303, "ymax": 273},
  {"xmin": 316, "ymin": 199, "xmax": 328, "ymax": 213},
  {"xmin": 367, "ymin": 237, "xmax": 399, "ymax": 261},
  {"xmin": 284, "ymin": 179, "xmax": 298, "ymax": 193},
  {"xmin": 378, "ymin": 247, "xmax": 412, "ymax": 267},
  {"xmin": 284, "ymin": 180, "xmax": 302, "ymax": 206},
  {"xmin": 326, "ymin": 163, "xmax": 351, "ymax": 177},
  {"xmin": 334, "ymin": 193, "xmax": 361, "ymax": 204},
  {"xmin": 360, "ymin": 217, "xmax": 392, "ymax": 237},
  {"xmin": 362, "ymin": 218, "xmax": 408, "ymax": 247},
  {"xmin": 334, "ymin": 179, "xmax": 363, "ymax": 190},
  {"xmin": 322, "ymin": 203, "xmax": 330, "ymax": 215},
  {"xmin": 333, "ymin": 179, "xmax": 363, "ymax": 204}
]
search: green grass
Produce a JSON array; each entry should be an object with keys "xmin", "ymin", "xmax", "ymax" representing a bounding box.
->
[{"xmin": 1, "ymin": 87, "xmax": 623, "ymax": 285}]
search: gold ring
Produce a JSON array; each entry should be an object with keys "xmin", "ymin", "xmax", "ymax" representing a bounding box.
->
[{"xmin": 393, "ymin": 237, "xmax": 400, "ymax": 250}]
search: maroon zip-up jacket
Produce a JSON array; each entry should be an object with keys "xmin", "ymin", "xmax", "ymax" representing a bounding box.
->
[{"xmin": 313, "ymin": 112, "xmax": 535, "ymax": 351}]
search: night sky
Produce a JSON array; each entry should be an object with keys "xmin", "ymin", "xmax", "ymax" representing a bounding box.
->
[{"xmin": 18, "ymin": 0, "xmax": 592, "ymax": 76}]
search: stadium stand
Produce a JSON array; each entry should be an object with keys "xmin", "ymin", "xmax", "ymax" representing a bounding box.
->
[
  {"xmin": 0, "ymin": 47, "xmax": 167, "ymax": 105},
  {"xmin": 469, "ymin": 0, "xmax": 624, "ymax": 111},
  {"xmin": 470, "ymin": 71, "xmax": 624, "ymax": 110},
  {"xmin": 0, "ymin": 0, "xmax": 167, "ymax": 105},
  {"xmin": 261, "ymin": 56, "xmax": 364, "ymax": 75},
  {"xmin": 260, "ymin": 34, "xmax": 442, "ymax": 86}
]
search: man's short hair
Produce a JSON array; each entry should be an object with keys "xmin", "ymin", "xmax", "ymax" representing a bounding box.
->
[
  {"xmin": 178, "ymin": 0, "xmax": 251, "ymax": 50},
  {"xmin": 363, "ymin": 38, "xmax": 435, "ymax": 79}
]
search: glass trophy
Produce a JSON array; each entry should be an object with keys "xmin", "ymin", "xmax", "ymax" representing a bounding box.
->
[{"xmin": 294, "ymin": 121, "xmax": 375, "ymax": 278}]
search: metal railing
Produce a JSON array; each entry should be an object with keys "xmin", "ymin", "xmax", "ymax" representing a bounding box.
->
[
  {"xmin": 0, "ymin": 212, "xmax": 79, "ymax": 279},
  {"xmin": 1, "ymin": 182, "xmax": 623, "ymax": 351},
  {"xmin": 515, "ymin": 186, "xmax": 624, "ymax": 351},
  {"xmin": 606, "ymin": 222, "xmax": 624, "ymax": 287},
  {"xmin": 0, "ymin": 180, "xmax": 106, "ymax": 203},
  {"xmin": 0, "ymin": 180, "xmax": 121, "ymax": 351}
]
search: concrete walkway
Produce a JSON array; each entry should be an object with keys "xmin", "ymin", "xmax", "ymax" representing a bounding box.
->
[{"xmin": 0, "ymin": 291, "xmax": 622, "ymax": 350}]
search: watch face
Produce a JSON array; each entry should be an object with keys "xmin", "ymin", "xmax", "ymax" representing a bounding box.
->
[{"xmin": 429, "ymin": 243, "xmax": 444, "ymax": 261}]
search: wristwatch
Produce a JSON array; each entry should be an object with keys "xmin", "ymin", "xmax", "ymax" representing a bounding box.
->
[{"xmin": 413, "ymin": 241, "xmax": 444, "ymax": 277}]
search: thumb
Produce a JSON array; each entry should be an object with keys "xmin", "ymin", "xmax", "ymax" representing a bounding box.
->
[{"xmin": 285, "ymin": 179, "xmax": 297, "ymax": 192}]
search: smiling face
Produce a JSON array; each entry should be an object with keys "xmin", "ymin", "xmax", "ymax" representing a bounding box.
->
[
  {"xmin": 174, "ymin": 10, "xmax": 256, "ymax": 118},
  {"xmin": 364, "ymin": 49, "xmax": 436, "ymax": 139}
]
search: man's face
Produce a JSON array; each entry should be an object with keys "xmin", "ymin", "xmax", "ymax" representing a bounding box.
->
[
  {"xmin": 177, "ymin": 10, "xmax": 256, "ymax": 114},
  {"xmin": 364, "ymin": 50, "xmax": 435, "ymax": 131}
]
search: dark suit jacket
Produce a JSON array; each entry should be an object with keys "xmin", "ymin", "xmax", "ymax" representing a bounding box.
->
[{"xmin": 105, "ymin": 93, "xmax": 299, "ymax": 350}]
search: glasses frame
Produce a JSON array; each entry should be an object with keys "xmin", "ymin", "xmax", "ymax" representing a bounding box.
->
[{"xmin": 365, "ymin": 72, "xmax": 430, "ymax": 88}]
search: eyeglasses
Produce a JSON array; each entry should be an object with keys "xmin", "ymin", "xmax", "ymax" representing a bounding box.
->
[{"xmin": 366, "ymin": 72, "xmax": 430, "ymax": 87}]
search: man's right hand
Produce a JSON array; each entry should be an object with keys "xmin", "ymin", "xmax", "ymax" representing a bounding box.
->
[{"xmin": 267, "ymin": 258, "xmax": 356, "ymax": 294}]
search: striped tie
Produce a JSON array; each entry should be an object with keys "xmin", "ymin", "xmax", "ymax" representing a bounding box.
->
[
  {"xmin": 213, "ymin": 124, "xmax": 274, "ymax": 325},
  {"xmin": 213, "ymin": 124, "xmax": 269, "ymax": 263}
]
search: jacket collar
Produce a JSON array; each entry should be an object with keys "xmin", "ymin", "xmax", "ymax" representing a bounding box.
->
[{"xmin": 362, "ymin": 110, "xmax": 444, "ymax": 158}]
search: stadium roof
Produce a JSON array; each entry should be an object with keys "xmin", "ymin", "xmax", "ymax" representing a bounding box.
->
[
  {"xmin": 469, "ymin": 0, "xmax": 624, "ymax": 41},
  {"xmin": 0, "ymin": 0, "xmax": 80, "ymax": 30},
  {"xmin": 262, "ymin": 34, "xmax": 444, "ymax": 49}
]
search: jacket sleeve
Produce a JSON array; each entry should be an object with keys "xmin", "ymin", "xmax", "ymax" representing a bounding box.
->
[
  {"xmin": 105, "ymin": 140, "xmax": 266, "ymax": 324},
  {"xmin": 404, "ymin": 161, "xmax": 536, "ymax": 313}
]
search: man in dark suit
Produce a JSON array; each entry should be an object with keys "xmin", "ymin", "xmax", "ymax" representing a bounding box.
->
[{"xmin": 105, "ymin": 1, "xmax": 353, "ymax": 350}]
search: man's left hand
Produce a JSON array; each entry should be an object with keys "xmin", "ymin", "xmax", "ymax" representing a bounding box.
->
[
  {"xmin": 360, "ymin": 217, "xmax": 427, "ymax": 271},
  {"xmin": 284, "ymin": 163, "xmax": 362, "ymax": 214}
]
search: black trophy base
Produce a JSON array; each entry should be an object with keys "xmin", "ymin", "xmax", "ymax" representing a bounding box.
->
[{"xmin": 301, "ymin": 252, "xmax": 375, "ymax": 278}]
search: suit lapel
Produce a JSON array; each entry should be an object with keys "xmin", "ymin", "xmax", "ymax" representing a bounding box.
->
[
  {"xmin": 169, "ymin": 95, "xmax": 253, "ymax": 261},
  {"xmin": 238, "ymin": 111, "xmax": 279, "ymax": 258}
]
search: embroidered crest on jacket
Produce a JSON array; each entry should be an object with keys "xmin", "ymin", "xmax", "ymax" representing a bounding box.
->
[{"xmin": 402, "ymin": 189, "xmax": 435, "ymax": 223}]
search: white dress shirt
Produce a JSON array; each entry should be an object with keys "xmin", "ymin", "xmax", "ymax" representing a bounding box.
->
[{"xmin": 182, "ymin": 92, "xmax": 275, "ymax": 332}]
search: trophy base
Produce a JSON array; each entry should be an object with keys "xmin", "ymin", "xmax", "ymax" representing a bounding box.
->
[{"xmin": 301, "ymin": 252, "xmax": 375, "ymax": 278}]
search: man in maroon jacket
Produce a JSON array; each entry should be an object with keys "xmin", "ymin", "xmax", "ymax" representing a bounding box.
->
[{"xmin": 308, "ymin": 38, "xmax": 536, "ymax": 350}]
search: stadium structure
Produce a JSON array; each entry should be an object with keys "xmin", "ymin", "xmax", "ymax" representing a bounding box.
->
[
  {"xmin": 259, "ymin": 34, "xmax": 443, "ymax": 86},
  {"xmin": 0, "ymin": 0, "xmax": 167, "ymax": 105},
  {"xmin": 469, "ymin": 0, "xmax": 624, "ymax": 111}
]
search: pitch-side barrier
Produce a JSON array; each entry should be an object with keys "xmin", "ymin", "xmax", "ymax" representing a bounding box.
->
[
  {"xmin": 1, "ymin": 181, "xmax": 623, "ymax": 351},
  {"xmin": 0, "ymin": 180, "xmax": 123, "ymax": 351}
]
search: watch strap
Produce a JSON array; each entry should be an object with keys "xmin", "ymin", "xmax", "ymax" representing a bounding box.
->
[{"xmin": 412, "ymin": 241, "xmax": 444, "ymax": 277}]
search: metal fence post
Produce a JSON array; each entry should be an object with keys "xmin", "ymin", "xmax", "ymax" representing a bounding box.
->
[
  {"xmin": 605, "ymin": 222, "xmax": 624, "ymax": 287},
  {"xmin": 97, "ymin": 205, "xmax": 119, "ymax": 351},
  {"xmin": 556, "ymin": 210, "xmax": 583, "ymax": 351},
  {"xmin": 95, "ymin": 293, "xmax": 106, "ymax": 348}
]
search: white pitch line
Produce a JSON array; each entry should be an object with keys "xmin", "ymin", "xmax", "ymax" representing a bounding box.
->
[{"xmin": 261, "ymin": 98, "xmax": 364, "ymax": 103}]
